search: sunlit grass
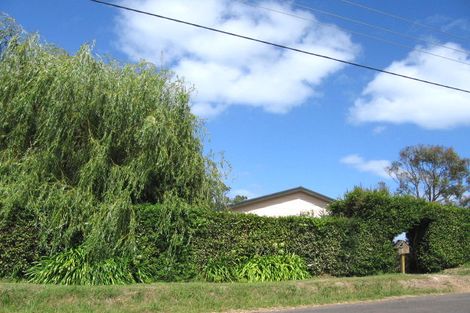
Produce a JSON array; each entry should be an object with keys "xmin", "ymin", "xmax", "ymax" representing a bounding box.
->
[{"xmin": 1, "ymin": 272, "xmax": 466, "ymax": 313}]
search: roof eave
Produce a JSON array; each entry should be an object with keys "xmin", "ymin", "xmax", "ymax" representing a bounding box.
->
[{"xmin": 230, "ymin": 186, "xmax": 334, "ymax": 210}]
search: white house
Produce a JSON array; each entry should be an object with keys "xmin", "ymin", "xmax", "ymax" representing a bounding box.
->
[{"xmin": 230, "ymin": 186, "xmax": 334, "ymax": 217}]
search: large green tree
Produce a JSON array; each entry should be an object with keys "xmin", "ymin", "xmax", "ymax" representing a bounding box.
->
[
  {"xmin": 0, "ymin": 19, "xmax": 227, "ymax": 260},
  {"xmin": 387, "ymin": 145, "xmax": 469, "ymax": 206}
]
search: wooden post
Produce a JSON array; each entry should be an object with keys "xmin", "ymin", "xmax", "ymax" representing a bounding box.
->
[{"xmin": 395, "ymin": 240, "xmax": 410, "ymax": 274}]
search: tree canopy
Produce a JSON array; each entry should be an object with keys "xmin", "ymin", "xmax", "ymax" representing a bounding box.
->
[
  {"xmin": 387, "ymin": 145, "xmax": 469, "ymax": 207},
  {"xmin": 0, "ymin": 20, "xmax": 227, "ymax": 259}
]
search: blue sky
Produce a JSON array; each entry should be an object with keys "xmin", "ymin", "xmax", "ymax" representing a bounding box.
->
[{"xmin": 2, "ymin": 0, "xmax": 470, "ymax": 199}]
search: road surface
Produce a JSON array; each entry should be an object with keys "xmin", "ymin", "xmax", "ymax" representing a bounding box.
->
[{"xmin": 269, "ymin": 293, "xmax": 470, "ymax": 313}]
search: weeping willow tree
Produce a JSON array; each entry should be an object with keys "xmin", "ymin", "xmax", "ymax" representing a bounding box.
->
[{"xmin": 0, "ymin": 19, "xmax": 227, "ymax": 266}]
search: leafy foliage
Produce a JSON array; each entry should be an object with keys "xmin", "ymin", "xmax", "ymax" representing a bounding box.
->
[
  {"xmin": 237, "ymin": 254, "xmax": 310, "ymax": 282},
  {"xmin": 0, "ymin": 209, "xmax": 41, "ymax": 278},
  {"xmin": 135, "ymin": 198, "xmax": 202, "ymax": 281},
  {"xmin": 202, "ymin": 256, "xmax": 243, "ymax": 282},
  {"xmin": 0, "ymin": 14, "xmax": 22, "ymax": 56},
  {"xmin": 2, "ymin": 193, "xmax": 468, "ymax": 282},
  {"xmin": 414, "ymin": 206, "xmax": 470, "ymax": 272},
  {"xmin": 137, "ymin": 205, "xmax": 398, "ymax": 279},
  {"xmin": 26, "ymin": 247, "xmax": 151, "ymax": 285},
  {"xmin": 201, "ymin": 254, "xmax": 310, "ymax": 283},
  {"xmin": 328, "ymin": 187, "xmax": 427, "ymax": 237},
  {"xmin": 228, "ymin": 195, "xmax": 248, "ymax": 205},
  {"xmin": 387, "ymin": 145, "xmax": 469, "ymax": 205},
  {"xmin": 330, "ymin": 187, "xmax": 470, "ymax": 272},
  {"xmin": 0, "ymin": 22, "xmax": 226, "ymax": 267}
]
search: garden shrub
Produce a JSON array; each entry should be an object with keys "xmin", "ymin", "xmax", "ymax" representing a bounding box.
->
[
  {"xmin": 201, "ymin": 256, "xmax": 241, "ymax": 282},
  {"xmin": 26, "ymin": 247, "xmax": 152, "ymax": 285},
  {"xmin": 201, "ymin": 253, "xmax": 310, "ymax": 283},
  {"xmin": 414, "ymin": 206, "xmax": 470, "ymax": 272},
  {"xmin": 0, "ymin": 209, "xmax": 40, "ymax": 278},
  {"xmin": 236, "ymin": 253, "xmax": 310, "ymax": 282}
]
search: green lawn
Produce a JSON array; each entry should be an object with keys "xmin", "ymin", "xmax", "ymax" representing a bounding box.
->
[{"xmin": 1, "ymin": 271, "xmax": 468, "ymax": 313}]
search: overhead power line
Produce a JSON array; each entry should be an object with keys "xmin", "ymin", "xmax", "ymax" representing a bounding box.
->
[
  {"xmin": 279, "ymin": 0, "xmax": 469, "ymax": 55},
  {"xmin": 339, "ymin": 0, "xmax": 470, "ymax": 42},
  {"xmin": 236, "ymin": 0, "xmax": 470, "ymax": 67},
  {"xmin": 90, "ymin": 0, "xmax": 470, "ymax": 95}
]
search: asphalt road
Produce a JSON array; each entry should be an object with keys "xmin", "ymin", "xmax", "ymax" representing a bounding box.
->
[{"xmin": 270, "ymin": 293, "xmax": 470, "ymax": 313}]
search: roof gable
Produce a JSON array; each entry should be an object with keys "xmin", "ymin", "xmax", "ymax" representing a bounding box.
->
[{"xmin": 230, "ymin": 186, "xmax": 334, "ymax": 210}]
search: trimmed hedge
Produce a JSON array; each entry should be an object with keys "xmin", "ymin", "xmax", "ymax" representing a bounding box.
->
[
  {"xmin": 188, "ymin": 211, "xmax": 395, "ymax": 277},
  {"xmin": 135, "ymin": 189, "xmax": 469, "ymax": 280},
  {"xmin": 0, "ymin": 209, "xmax": 41, "ymax": 278},
  {"xmin": 134, "ymin": 204, "xmax": 400, "ymax": 280},
  {"xmin": 328, "ymin": 188, "xmax": 428, "ymax": 238},
  {"xmin": 415, "ymin": 206, "xmax": 470, "ymax": 272},
  {"xmin": 329, "ymin": 188, "xmax": 470, "ymax": 273},
  {"xmin": 135, "ymin": 203, "xmax": 200, "ymax": 281},
  {"xmin": 2, "ymin": 190, "xmax": 469, "ymax": 282}
]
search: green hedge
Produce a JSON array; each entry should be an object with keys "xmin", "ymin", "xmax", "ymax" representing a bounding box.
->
[
  {"xmin": 188, "ymin": 212, "xmax": 395, "ymax": 277},
  {"xmin": 134, "ymin": 204, "xmax": 398, "ymax": 280},
  {"xmin": 328, "ymin": 188, "xmax": 427, "ymax": 238},
  {"xmin": 2, "ymin": 190, "xmax": 469, "ymax": 282},
  {"xmin": 416, "ymin": 206, "xmax": 470, "ymax": 272},
  {"xmin": 0, "ymin": 209, "xmax": 41, "ymax": 278},
  {"xmin": 329, "ymin": 188, "xmax": 470, "ymax": 273},
  {"xmin": 134, "ymin": 189, "xmax": 469, "ymax": 280},
  {"xmin": 135, "ymin": 203, "xmax": 201, "ymax": 281}
]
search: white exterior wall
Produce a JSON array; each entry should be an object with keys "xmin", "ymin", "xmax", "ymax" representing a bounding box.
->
[{"xmin": 232, "ymin": 192, "xmax": 329, "ymax": 217}]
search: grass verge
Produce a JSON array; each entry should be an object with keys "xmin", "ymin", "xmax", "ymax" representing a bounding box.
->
[
  {"xmin": 1, "ymin": 271, "xmax": 469, "ymax": 313},
  {"xmin": 442, "ymin": 262, "xmax": 470, "ymax": 276}
]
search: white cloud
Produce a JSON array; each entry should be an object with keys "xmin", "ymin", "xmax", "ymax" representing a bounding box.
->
[
  {"xmin": 115, "ymin": 0, "xmax": 359, "ymax": 117},
  {"xmin": 350, "ymin": 43, "xmax": 470, "ymax": 129},
  {"xmin": 340, "ymin": 154, "xmax": 391, "ymax": 178}
]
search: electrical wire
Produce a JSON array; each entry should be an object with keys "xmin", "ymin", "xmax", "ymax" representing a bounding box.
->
[
  {"xmin": 339, "ymin": 0, "xmax": 470, "ymax": 42},
  {"xmin": 90, "ymin": 0, "xmax": 470, "ymax": 95},
  {"xmin": 236, "ymin": 0, "xmax": 470, "ymax": 67},
  {"xmin": 275, "ymin": 0, "xmax": 469, "ymax": 55}
]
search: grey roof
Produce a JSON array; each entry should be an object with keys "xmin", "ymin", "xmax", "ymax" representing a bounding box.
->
[{"xmin": 230, "ymin": 186, "xmax": 334, "ymax": 210}]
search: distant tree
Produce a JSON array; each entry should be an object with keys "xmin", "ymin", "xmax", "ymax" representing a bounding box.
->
[
  {"xmin": 387, "ymin": 145, "xmax": 469, "ymax": 206},
  {"xmin": 375, "ymin": 181, "xmax": 390, "ymax": 193},
  {"xmin": 460, "ymin": 196, "xmax": 470, "ymax": 208},
  {"xmin": 230, "ymin": 195, "xmax": 248, "ymax": 205}
]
